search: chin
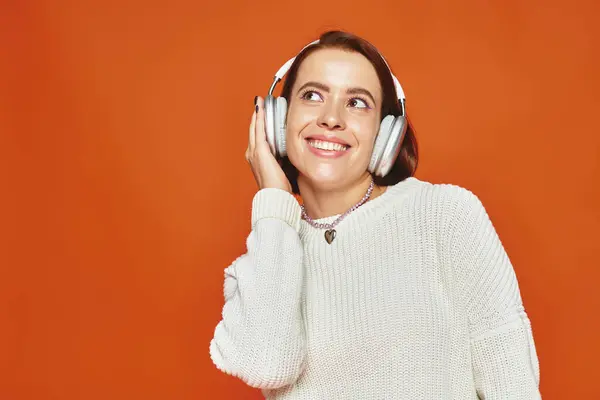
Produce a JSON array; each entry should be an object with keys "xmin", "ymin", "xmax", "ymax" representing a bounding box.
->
[
  {"xmin": 309, "ymin": 174, "xmax": 344, "ymax": 188},
  {"xmin": 297, "ymin": 165, "xmax": 353, "ymax": 191},
  {"xmin": 287, "ymin": 143, "xmax": 368, "ymax": 190}
]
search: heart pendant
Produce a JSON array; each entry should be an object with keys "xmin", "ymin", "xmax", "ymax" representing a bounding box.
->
[{"xmin": 324, "ymin": 229, "xmax": 336, "ymax": 244}]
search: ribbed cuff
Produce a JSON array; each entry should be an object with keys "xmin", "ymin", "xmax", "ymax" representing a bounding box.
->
[{"xmin": 251, "ymin": 188, "xmax": 302, "ymax": 232}]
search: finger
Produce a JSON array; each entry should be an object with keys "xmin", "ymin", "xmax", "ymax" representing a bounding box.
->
[
  {"xmin": 248, "ymin": 98, "xmax": 258, "ymax": 150},
  {"xmin": 255, "ymin": 96, "xmax": 267, "ymax": 146}
]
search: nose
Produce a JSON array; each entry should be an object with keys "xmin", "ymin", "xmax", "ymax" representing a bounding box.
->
[{"xmin": 316, "ymin": 101, "xmax": 345, "ymax": 131}]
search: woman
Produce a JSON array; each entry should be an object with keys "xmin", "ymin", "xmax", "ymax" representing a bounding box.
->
[{"xmin": 209, "ymin": 30, "xmax": 541, "ymax": 399}]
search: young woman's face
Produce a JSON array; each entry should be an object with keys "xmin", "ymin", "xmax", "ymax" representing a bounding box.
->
[{"xmin": 285, "ymin": 48, "xmax": 382, "ymax": 190}]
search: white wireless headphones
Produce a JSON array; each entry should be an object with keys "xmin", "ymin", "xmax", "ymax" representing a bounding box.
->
[{"xmin": 264, "ymin": 39, "xmax": 408, "ymax": 178}]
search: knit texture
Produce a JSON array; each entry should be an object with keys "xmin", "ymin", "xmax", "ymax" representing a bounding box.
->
[{"xmin": 209, "ymin": 177, "xmax": 541, "ymax": 399}]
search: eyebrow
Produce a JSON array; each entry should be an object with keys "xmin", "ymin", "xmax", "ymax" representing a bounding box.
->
[{"xmin": 297, "ymin": 81, "xmax": 377, "ymax": 105}]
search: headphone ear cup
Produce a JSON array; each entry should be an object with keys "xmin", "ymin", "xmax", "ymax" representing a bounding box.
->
[
  {"xmin": 369, "ymin": 115, "xmax": 395, "ymax": 175},
  {"xmin": 264, "ymin": 95, "xmax": 277, "ymax": 156},
  {"xmin": 370, "ymin": 115, "xmax": 408, "ymax": 177},
  {"xmin": 275, "ymin": 97, "xmax": 288, "ymax": 158}
]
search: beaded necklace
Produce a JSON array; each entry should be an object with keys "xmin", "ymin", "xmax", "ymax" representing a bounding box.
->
[{"xmin": 300, "ymin": 178, "xmax": 375, "ymax": 244}]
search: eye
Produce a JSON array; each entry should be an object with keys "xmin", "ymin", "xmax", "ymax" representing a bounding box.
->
[
  {"xmin": 300, "ymin": 90, "xmax": 323, "ymax": 102},
  {"xmin": 348, "ymin": 97, "xmax": 370, "ymax": 109}
]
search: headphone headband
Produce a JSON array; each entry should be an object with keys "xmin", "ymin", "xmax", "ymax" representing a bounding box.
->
[{"xmin": 268, "ymin": 39, "xmax": 406, "ymax": 116}]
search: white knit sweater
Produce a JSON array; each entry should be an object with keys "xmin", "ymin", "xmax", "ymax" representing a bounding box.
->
[{"xmin": 209, "ymin": 177, "xmax": 541, "ymax": 399}]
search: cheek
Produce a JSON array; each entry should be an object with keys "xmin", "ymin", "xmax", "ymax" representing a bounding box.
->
[
  {"xmin": 286, "ymin": 105, "xmax": 317, "ymax": 135},
  {"xmin": 348, "ymin": 118, "xmax": 380, "ymax": 147},
  {"xmin": 285, "ymin": 106, "xmax": 319, "ymax": 164},
  {"xmin": 284, "ymin": 107, "xmax": 310, "ymax": 167}
]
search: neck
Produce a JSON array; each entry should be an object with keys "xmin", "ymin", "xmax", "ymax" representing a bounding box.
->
[{"xmin": 298, "ymin": 173, "xmax": 385, "ymax": 220}]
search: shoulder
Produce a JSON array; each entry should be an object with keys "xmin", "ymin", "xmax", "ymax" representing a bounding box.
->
[
  {"xmin": 388, "ymin": 177, "xmax": 493, "ymax": 240},
  {"xmin": 392, "ymin": 176, "xmax": 485, "ymax": 215}
]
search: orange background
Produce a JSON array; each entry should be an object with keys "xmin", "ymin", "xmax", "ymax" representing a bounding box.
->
[{"xmin": 1, "ymin": 0, "xmax": 599, "ymax": 399}]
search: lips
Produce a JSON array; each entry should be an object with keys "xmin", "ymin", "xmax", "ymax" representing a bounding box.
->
[
  {"xmin": 308, "ymin": 140, "xmax": 348, "ymax": 153},
  {"xmin": 304, "ymin": 134, "xmax": 351, "ymax": 147},
  {"xmin": 304, "ymin": 133, "xmax": 352, "ymax": 159}
]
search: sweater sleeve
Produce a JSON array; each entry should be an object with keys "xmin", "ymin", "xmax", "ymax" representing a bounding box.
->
[
  {"xmin": 447, "ymin": 188, "xmax": 541, "ymax": 399},
  {"xmin": 209, "ymin": 188, "xmax": 306, "ymax": 389}
]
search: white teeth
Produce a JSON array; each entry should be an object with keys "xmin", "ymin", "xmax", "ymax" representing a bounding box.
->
[{"xmin": 308, "ymin": 139, "xmax": 348, "ymax": 152}]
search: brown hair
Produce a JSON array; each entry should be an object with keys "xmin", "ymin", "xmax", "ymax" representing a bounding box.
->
[{"xmin": 278, "ymin": 30, "xmax": 419, "ymax": 194}]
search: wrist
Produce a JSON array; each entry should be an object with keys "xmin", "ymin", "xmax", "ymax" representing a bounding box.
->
[{"xmin": 251, "ymin": 188, "xmax": 302, "ymax": 232}]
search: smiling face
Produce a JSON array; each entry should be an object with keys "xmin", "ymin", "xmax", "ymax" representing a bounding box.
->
[{"xmin": 285, "ymin": 48, "xmax": 383, "ymax": 191}]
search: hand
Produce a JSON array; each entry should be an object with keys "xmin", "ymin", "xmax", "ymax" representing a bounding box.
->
[{"xmin": 245, "ymin": 97, "xmax": 293, "ymax": 193}]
